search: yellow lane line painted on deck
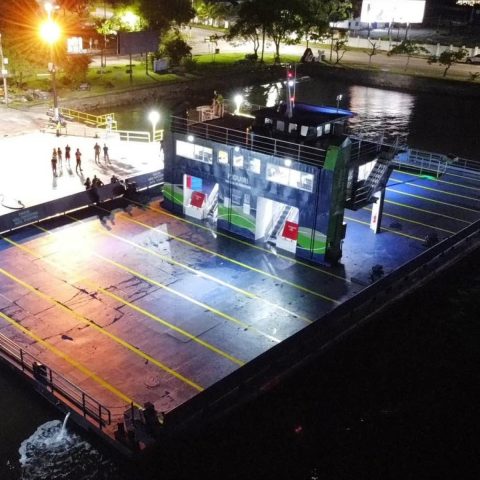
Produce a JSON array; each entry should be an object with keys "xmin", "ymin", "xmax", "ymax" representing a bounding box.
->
[
  {"xmin": 121, "ymin": 201, "xmax": 349, "ymax": 283},
  {"xmin": 87, "ymin": 282, "xmax": 246, "ymax": 366},
  {"xmin": 106, "ymin": 209, "xmax": 339, "ymax": 305},
  {"xmin": 31, "ymin": 223, "xmax": 281, "ymax": 345},
  {"xmin": 32, "ymin": 223, "xmax": 280, "ymax": 348},
  {"xmin": 390, "ymin": 172, "xmax": 480, "ymax": 193},
  {"xmin": 384, "ymin": 199, "xmax": 471, "ymax": 224},
  {"xmin": 65, "ymin": 213, "xmax": 311, "ymax": 324},
  {"xmin": 93, "ymin": 254, "xmax": 281, "ymax": 344},
  {"xmin": 439, "ymin": 170, "xmax": 480, "ymax": 185},
  {"xmin": 0, "ymin": 311, "xmax": 138, "ymax": 408},
  {"xmin": 389, "ymin": 178, "xmax": 480, "ymax": 203},
  {"xmin": 0, "ymin": 239, "xmax": 204, "ymax": 392},
  {"xmin": 365, "ymin": 208, "xmax": 456, "ymax": 235},
  {"xmin": 344, "ymin": 216, "xmax": 425, "ymax": 242},
  {"xmin": 386, "ymin": 188, "xmax": 480, "ymax": 214},
  {"xmin": 28, "ymin": 225, "xmax": 251, "ymax": 361}
]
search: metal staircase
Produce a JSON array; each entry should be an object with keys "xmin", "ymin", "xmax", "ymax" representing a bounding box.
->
[
  {"xmin": 267, "ymin": 206, "xmax": 294, "ymax": 243},
  {"xmin": 352, "ymin": 155, "xmax": 393, "ymax": 209}
]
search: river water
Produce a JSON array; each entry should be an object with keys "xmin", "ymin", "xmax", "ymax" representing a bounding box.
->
[{"xmin": 1, "ymin": 78, "xmax": 480, "ymax": 480}]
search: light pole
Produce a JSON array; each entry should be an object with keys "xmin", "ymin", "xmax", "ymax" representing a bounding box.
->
[
  {"xmin": 0, "ymin": 33, "xmax": 8, "ymax": 106},
  {"xmin": 40, "ymin": 5, "xmax": 61, "ymax": 121},
  {"xmin": 148, "ymin": 110, "xmax": 160, "ymax": 142},
  {"xmin": 336, "ymin": 94, "xmax": 343, "ymax": 112}
]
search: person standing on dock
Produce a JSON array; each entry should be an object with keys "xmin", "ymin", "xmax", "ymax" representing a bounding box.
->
[
  {"xmin": 103, "ymin": 143, "xmax": 109, "ymax": 163},
  {"xmin": 65, "ymin": 144, "xmax": 71, "ymax": 166},
  {"xmin": 57, "ymin": 147, "xmax": 62, "ymax": 168},
  {"xmin": 51, "ymin": 148, "xmax": 58, "ymax": 176},
  {"xmin": 75, "ymin": 148, "xmax": 83, "ymax": 173},
  {"xmin": 94, "ymin": 142, "xmax": 101, "ymax": 164}
]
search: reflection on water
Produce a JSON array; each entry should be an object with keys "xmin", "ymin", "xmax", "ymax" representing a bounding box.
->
[{"xmin": 347, "ymin": 85, "xmax": 414, "ymax": 145}]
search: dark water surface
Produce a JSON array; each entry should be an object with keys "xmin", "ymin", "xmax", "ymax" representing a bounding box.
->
[{"xmin": 1, "ymin": 79, "xmax": 480, "ymax": 479}]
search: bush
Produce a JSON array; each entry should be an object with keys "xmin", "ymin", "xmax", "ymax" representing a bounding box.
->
[
  {"xmin": 245, "ymin": 53, "xmax": 258, "ymax": 62},
  {"xmin": 183, "ymin": 57, "xmax": 198, "ymax": 72},
  {"xmin": 159, "ymin": 30, "xmax": 192, "ymax": 66}
]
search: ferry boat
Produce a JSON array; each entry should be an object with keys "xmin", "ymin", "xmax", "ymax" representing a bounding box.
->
[{"xmin": 163, "ymin": 67, "xmax": 397, "ymax": 265}]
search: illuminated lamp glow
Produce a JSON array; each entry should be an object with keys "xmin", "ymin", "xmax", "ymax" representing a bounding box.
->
[
  {"xmin": 234, "ymin": 94, "xmax": 243, "ymax": 114},
  {"xmin": 40, "ymin": 20, "xmax": 61, "ymax": 44},
  {"xmin": 187, "ymin": 135, "xmax": 194, "ymax": 142},
  {"xmin": 284, "ymin": 158, "xmax": 292, "ymax": 167},
  {"xmin": 122, "ymin": 11, "xmax": 139, "ymax": 29},
  {"xmin": 234, "ymin": 146, "xmax": 240, "ymax": 152}
]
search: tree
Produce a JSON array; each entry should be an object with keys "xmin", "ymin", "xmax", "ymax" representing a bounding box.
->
[
  {"xmin": 228, "ymin": 0, "xmax": 271, "ymax": 62},
  {"xmin": 428, "ymin": 48, "xmax": 468, "ymax": 77},
  {"xmin": 227, "ymin": 20, "xmax": 261, "ymax": 59},
  {"xmin": 366, "ymin": 39, "xmax": 379, "ymax": 69},
  {"xmin": 194, "ymin": 0, "xmax": 232, "ymax": 27},
  {"xmin": 264, "ymin": 0, "xmax": 305, "ymax": 62},
  {"xmin": 301, "ymin": 1, "xmax": 352, "ymax": 60},
  {"xmin": 388, "ymin": 40, "xmax": 429, "ymax": 72},
  {"xmin": 159, "ymin": 30, "xmax": 192, "ymax": 65},
  {"xmin": 62, "ymin": 55, "xmax": 92, "ymax": 87},
  {"xmin": 0, "ymin": 0, "xmax": 54, "ymax": 83},
  {"xmin": 333, "ymin": 38, "xmax": 348, "ymax": 64},
  {"xmin": 138, "ymin": 0, "xmax": 195, "ymax": 34}
]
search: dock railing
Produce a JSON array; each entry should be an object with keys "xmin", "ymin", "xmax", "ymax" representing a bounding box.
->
[
  {"xmin": 59, "ymin": 107, "xmax": 117, "ymax": 130},
  {"xmin": 0, "ymin": 331, "xmax": 112, "ymax": 429}
]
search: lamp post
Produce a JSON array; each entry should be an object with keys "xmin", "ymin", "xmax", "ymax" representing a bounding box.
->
[
  {"xmin": 234, "ymin": 94, "xmax": 243, "ymax": 114},
  {"xmin": 40, "ymin": 4, "xmax": 61, "ymax": 121},
  {"xmin": 148, "ymin": 110, "xmax": 160, "ymax": 142},
  {"xmin": 0, "ymin": 33, "xmax": 8, "ymax": 106},
  {"xmin": 336, "ymin": 94, "xmax": 343, "ymax": 112}
]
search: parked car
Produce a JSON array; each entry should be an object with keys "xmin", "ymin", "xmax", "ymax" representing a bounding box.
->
[{"xmin": 466, "ymin": 54, "xmax": 480, "ymax": 64}]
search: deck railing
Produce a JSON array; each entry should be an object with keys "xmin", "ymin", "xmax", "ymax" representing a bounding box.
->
[
  {"xmin": 172, "ymin": 116, "xmax": 327, "ymax": 166},
  {"xmin": 0, "ymin": 332, "xmax": 112, "ymax": 428}
]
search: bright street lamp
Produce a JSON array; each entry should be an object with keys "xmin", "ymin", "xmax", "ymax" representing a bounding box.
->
[
  {"xmin": 148, "ymin": 110, "xmax": 160, "ymax": 142},
  {"xmin": 234, "ymin": 94, "xmax": 243, "ymax": 114},
  {"xmin": 40, "ymin": 17, "xmax": 61, "ymax": 122}
]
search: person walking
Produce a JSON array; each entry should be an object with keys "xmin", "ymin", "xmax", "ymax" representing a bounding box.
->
[
  {"xmin": 103, "ymin": 143, "xmax": 109, "ymax": 163},
  {"xmin": 65, "ymin": 144, "xmax": 71, "ymax": 166},
  {"xmin": 57, "ymin": 147, "xmax": 62, "ymax": 168},
  {"xmin": 94, "ymin": 142, "xmax": 101, "ymax": 164},
  {"xmin": 51, "ymin": 148, "xmax": 58, "ymax": 176},
  {"xmin": 75, "ymin": 148, "xmax": 83, "ymax": 173}
]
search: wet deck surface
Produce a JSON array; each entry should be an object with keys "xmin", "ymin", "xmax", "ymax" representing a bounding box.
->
[{"xmin": 1, "ymin": 161, "xmax": 479, "ymax": 425}]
